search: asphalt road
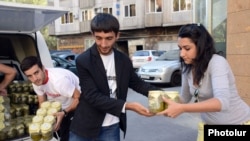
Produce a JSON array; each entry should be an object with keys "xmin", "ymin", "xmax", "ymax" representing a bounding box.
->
[{"xmin": 121, "ymin": 86, "xmax": 201, "ymax": 141}]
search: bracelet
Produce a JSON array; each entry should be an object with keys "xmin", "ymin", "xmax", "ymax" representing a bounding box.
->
[{"xmin": 62, "ymin": 109, "xmax": 68, "ymax": 117}]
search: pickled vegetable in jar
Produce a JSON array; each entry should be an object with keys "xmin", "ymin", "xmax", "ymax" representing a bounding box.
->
[
  {"xmin": 148, "ymin": 90, "xmax": 165, "ymax": 113},
  {"xmin": 41, "ymin": 122, "xmax": 53, "ymax": 141},
  {"xmin": 29, "ymin": 123, "xmax": 42, "ymax": 141},
  {"xmin": 51, "ymin": 101, "xmax": 62, "ymax": 112}
]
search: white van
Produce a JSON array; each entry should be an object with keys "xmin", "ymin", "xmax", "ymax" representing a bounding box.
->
[
  {"xmin": 0, "ymin": 2, "xmax": 67, "ymax": 140},
  {"xmin": 0, "ymin": 1, "xmax": 67, "ymax": 81}
]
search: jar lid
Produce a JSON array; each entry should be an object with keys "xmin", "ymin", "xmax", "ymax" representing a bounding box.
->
[
  {"xmin": 41, "ymin": 123, "xmax": 52, "ymax": 133},
  {"xmin": 41, "ymin": 101, "xmax": 51, "ymax": 109},
  {"xmin": 29, "ymin": 123, "xmax": 41, "ymax": 133},
  {"xmin": 47, "ymin": 108, "xmax": 58, "ymax": 115},
  {"xmin": 36, "ymin": 108, "xmax": 47, "ymax": 116},
  {"xmin": 32, "ymin": 115, "xmax": 44, "ymax": 123}
]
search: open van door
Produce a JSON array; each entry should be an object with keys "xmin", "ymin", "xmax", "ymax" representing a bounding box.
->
[
  {"xmin": 0, "ymin": 2, "xmax": 68, "ymax": 76},
  {"xmin": 0, "ymin": 1, "xmax": 67, "ymax": 33}
]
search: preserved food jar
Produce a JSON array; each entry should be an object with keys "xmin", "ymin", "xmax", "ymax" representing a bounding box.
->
[
  {"xmin": 32, "ymin": 115, "xmax": 44, "ymax": 125},
  {"xmin": 148, "ymin": 90, "xmax": 165, "ymax": 113},
  {"xmin": 51, "ymin": 101, "xmax": 62, "ymax": 112},
  {"xmin": 162, "ymin": 91, "xmax": 180, "ymax": 109},
  {"xmin": 36, "ymin": 108, "xmax": 47, "ymax": 117},
  {"xmin": 41, "ymin": 122, "xmax": 53, "ymax": 141},
  {"xmin": 29, "ymin": 123, "xmax": 41, "ymax": 141},
  {"xmin": 43, "ymin": 115, "xmax": 55, "ymax": 125}
]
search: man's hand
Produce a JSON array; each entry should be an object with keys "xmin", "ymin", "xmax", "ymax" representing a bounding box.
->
[
  {"xmin": 0, "ymin": 89, "xmax": 7, "ymax": 96},
  {"xmin": 126, "ymin": 102, "xmax": 155, "ymax": 117},
  {"xmin": 53, "ymin": 111, "xmax": 65, "ymax": 131}
]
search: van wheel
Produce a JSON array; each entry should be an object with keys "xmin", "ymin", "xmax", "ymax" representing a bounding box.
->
[{"xmin": 170, "ymin": 71, "xmax": 181, "ymax": 86}]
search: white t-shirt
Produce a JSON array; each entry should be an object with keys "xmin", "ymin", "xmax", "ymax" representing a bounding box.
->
[
  {"xmin": 100, "ymin": 51, "xmax": 119, "ymax": 126},
  {"xmin": 33, "ymin": 68, "xmax": 81, "ymax": 109}
]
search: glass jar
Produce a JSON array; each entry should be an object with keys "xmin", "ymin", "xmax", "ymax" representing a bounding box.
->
[
  {"xmin": 29, "ymin": 123, "xmax": 42, "ymax": 141},
  {"xmin": 41, "ymin": 122, "xmax": 53, "ymax": 141}
]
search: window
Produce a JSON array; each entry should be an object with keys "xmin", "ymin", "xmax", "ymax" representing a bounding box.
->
[
  {"xmin": 61, "ymin": 12, "xmax": 73, "ymax": 24},
  {"xmin": 148, "ymin": 0, "xmax": 162, "ymax": 12},
  {"xmin": 103, "ymin": 7, "xmax": 113, "ymax": 14},
  {"xmin": 125, "ymin": 4, "xmax": 136, "ymax": 17},
  {"xmin": 173, "ymin": 0, "xmax": 191, "ymax": 12},
  {"xmin": 82, "ymin": 9, "xmax": 92, "ymax": 21}
]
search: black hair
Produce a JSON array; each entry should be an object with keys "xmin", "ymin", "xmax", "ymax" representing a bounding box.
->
[
  {"xmin": 20, "ymin": 56, "xmax": 43, "ymax": 72},
  {"xmin": 178, "ymin": 23, "xmax": 216, "ymax": 85},
  {"xmin": 91, "ymin": 13, "xmax": 120, "ymax": 36}
]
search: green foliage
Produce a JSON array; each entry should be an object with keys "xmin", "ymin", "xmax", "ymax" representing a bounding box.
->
[{"xmin": 40, "ymin": 27, "xmax": 57, "ymax": 50}]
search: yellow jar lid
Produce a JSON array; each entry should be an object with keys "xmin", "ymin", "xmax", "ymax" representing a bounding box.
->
[
  {"xmin": 51, "ymin": 101, "xmax": 62, "ymax": 111},
  {"xmin": 41, "ymin": 123, "xmax": 52, "ymax": 133},
  {"xmin": 32, "ymin": 115, "xmax": 44, "ymax": 123},
  {"xmin": 43, "ymin": 115, "xmax": 55, "ymax": 124},
  {"xmin": 41, "ymin": 101, "xmax": 51, "ymax": 109},
  {"xmin": 29, "ymin": 123, "xmax": 41, "ymax": 133},
  {"xmin": 47, "ymin": 108, "xmax": 58, "ymax": 115},
  {"xmin": 36, "ymin": 108, "xmax": 47, "ymax": 116}
]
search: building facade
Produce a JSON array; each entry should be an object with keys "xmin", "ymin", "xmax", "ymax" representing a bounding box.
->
[
  {"xmin": 49, "ymin": 0, "xmax": 250, "ymax": 105},
  {"xmin": 49, "ymin": 0, "xmax": 194, "ymax": 56}
]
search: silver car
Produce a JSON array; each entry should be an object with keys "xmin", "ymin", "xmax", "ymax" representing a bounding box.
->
[
  {"xmin": 131, "ymin": 50, "xmax": 166, "ymax": 69},
  {"xmin": 137, "ymin": 49, "xmax": 181, "ymax": 86}
]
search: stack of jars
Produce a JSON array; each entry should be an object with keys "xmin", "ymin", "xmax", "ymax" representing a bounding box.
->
[{"xmin": 29, "ymin": 101, "xmax": 61, "ymax": 141}]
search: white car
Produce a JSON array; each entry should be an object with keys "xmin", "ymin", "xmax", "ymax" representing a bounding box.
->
[
  {"xmin": 131, "ymin": 50, "xmax": 166, "ymax": 70},
  {"xmin": 137, "ymin": 49, "xmax": 181, "ymax": 86}
]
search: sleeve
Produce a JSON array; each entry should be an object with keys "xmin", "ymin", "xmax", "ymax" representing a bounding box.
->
[{"xmin": 210, "ymin": 56, "xmax": 231, "ymax": 111}]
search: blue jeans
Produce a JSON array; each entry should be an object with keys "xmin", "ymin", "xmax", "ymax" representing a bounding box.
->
[{"xmin": 69, "ymin": 123, "xmax": 120, "ymax": 141}]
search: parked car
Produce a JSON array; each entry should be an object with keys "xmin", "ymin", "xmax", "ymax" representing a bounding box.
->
[
  {"xmin": 51, "ymin": 52, "xmax": 78, "ymax": 65},
  {"xmin": 137, "ymin": 49, "xmax": 181, "ymax": 86},
  {"xmin": 131, "ymin": 50, "xmax": 166, "ymax": 70},
  {"xmin": 51, "ymin": 55, "xmax": 78, "ymax": 76}
]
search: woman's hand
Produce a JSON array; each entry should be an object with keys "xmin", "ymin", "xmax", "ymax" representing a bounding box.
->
[{"xmin": 156, "ymin": 96, "xmax": 184, "ymax": 118}]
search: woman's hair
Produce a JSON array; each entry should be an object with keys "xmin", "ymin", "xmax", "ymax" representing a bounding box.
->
[
  {"xmin": 20, "ymin": 56, "xmax": 43, "ymax": 72},
  {"xmin": 178, "ymin": 23, "xmax": 216, "ymax": 85},
  {"xmin": 90, "ymin": 13, "xmax": 120, "ymax": 36}
]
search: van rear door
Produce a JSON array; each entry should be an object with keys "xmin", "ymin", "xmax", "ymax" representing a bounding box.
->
[
  {"xmin": 0, "ymin": 1, "xmax": 67, "ymax": 33},
  {"xmin": 0, "ymin": 2, "xmax": 67, "ymax": 70}
]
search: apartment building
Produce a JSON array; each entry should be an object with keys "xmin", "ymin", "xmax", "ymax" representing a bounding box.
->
[
  {"xmin": 48, "ymin": 0, "xmax": 250, "ymax": 105},
  {"xmin": 48, "ymin": 0, "xmax": 195, "ymax": 56}
]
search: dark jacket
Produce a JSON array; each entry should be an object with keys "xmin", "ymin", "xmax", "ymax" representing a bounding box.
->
[{"xmin": 70, "ymin": 44, "xmax": 159, "ymax": 138}]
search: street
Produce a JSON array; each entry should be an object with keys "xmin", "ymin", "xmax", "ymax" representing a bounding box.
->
[{"xmin": 121, "ymin": 86, "xmax": 201, "ymax": 141}]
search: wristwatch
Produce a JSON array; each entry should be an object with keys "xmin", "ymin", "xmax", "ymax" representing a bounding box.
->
[{"xmin": 62, "ymin": 109, "xmax": 68, "ymax": 117}]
